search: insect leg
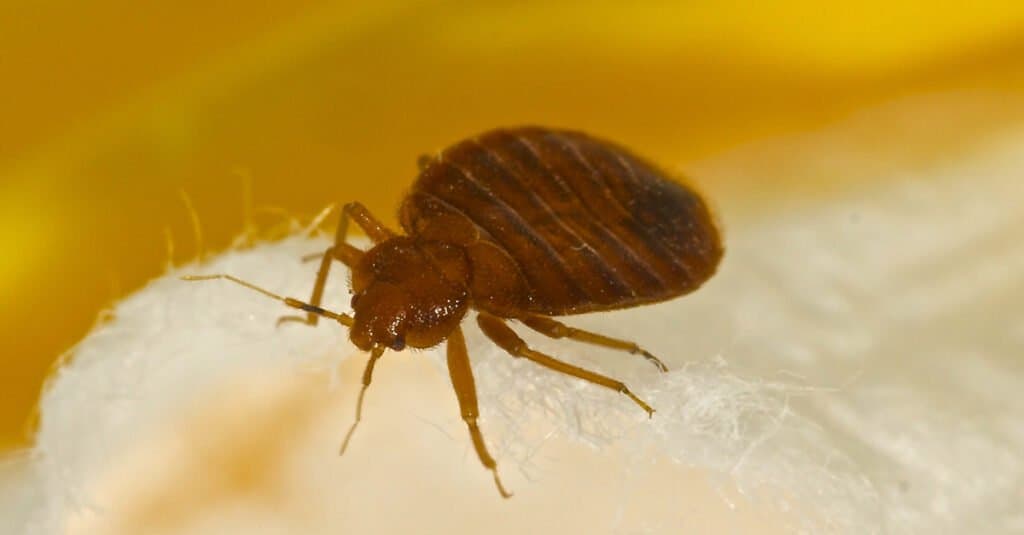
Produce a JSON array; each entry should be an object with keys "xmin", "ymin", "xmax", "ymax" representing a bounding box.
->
[
  {"xmin": 518, "ymin": 315, "xmax": 668, "ymax": 372},
  {"xmin": 278, "ymin": 242, "xmax": 362, "ymax": 327},
  {"xmin": 341, "ymin": 201, "xmax": 397, "ymax": 244},
  {"xmin": 477, "ymin": 313, "xmax": 654, "ymax": 417},
  {"xmin": 339, "ymin": 345, "xmax": 385, "ymax": 455},
  {"xmin": 279, "ymin": 202, "xmax": 378, "ymax": 326},
  {"xmin": 446, "ymin": 325, "xmax": 513, "ymax": 498}
]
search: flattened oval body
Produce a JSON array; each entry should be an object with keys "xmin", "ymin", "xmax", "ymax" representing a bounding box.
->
[{"xmin": 400, "ymin": 126, "xmax": 723, "ymax": 317}]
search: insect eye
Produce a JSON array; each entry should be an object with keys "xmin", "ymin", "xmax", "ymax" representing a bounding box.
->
[
  {"xmin": 390, "ymin": 335, "xmax": 406, "ymax": 351},
  {"xmin": 351, "ymin": 294, "xmax": 362, "ymax": 308}
]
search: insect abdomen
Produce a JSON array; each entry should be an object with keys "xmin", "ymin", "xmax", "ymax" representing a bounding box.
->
[{"xmin": 403, "ymin": 127, "xmax": 723, "ymax": 316}]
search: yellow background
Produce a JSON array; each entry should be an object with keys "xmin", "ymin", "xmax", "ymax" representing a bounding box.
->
[{"xmin": 2, "ymin": 1, "xmax": 1024, "ymax": 451}]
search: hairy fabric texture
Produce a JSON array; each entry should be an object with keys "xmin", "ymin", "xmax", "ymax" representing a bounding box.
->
[{"xmin": 6, "ymin": 118, "xmax": 1024, "ymax": 534}]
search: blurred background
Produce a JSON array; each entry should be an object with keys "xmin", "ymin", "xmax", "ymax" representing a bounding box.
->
[{"xmin": 2, "ymin": 0, "xmax": 1024, "ymax": 454}]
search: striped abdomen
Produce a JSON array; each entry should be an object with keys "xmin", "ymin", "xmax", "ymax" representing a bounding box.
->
[{"xmin": 400, "ymin": 126, "xmax": 723, "ymax": 316}]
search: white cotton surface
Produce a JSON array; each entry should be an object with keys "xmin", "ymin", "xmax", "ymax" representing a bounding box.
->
[{"xmin": 6, "ymin": 113, "xmax": 1024, "ymax": 534}]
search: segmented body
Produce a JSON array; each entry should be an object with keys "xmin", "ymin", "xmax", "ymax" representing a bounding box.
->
[{"xmin": 401, "ymin": 126, "xmax": 723, "ymax": 317}]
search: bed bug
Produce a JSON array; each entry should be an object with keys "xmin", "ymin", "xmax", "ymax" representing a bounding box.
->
[{"xmin": 185, "ymin": 126, "xmax": 723, "ymax": 498}]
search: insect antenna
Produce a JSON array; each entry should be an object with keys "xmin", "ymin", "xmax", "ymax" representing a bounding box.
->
[{"xmin": 181, "ymin": 274, "xmax": 354, "ymax": 327}]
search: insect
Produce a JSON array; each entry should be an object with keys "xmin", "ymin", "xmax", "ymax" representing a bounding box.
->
[{"xmin": 186, "ymin": 126, "xmax": 723, "ymax": 497}]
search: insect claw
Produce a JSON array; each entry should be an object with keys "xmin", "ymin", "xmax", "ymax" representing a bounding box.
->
[
  {"xmin": 624, "ymin": 390, "xmax": 655, "ymax": 418},
  {"xmin": 640, "ymin": 350, "xmax": 669, "ymax": 373}
]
